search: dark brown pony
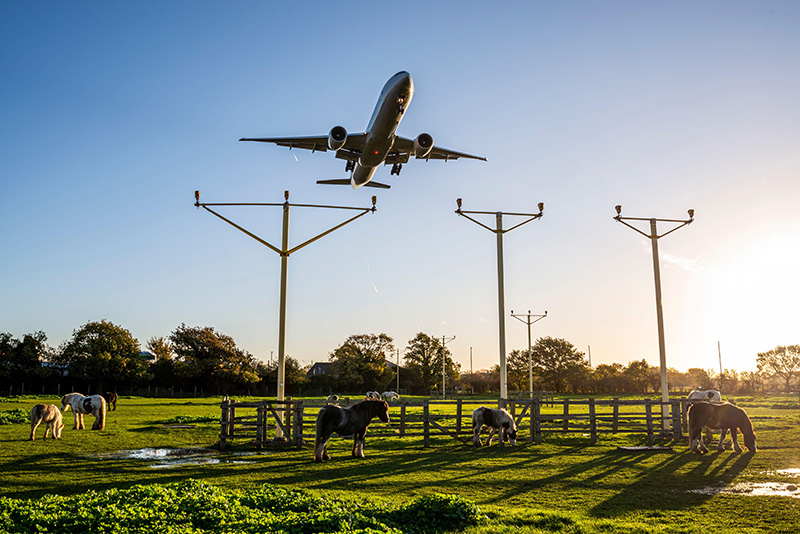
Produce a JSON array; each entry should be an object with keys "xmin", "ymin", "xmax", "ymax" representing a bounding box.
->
[
  {"xmin": 688, "ymin": 401, "xmax": 756, "ymax": 453},
  {"xmin": 314, "ymin": 399, "xmax": 389, "ymax": 462},
  {"xmin": 102, "ymin": 392, "xmax": 118, "ymax": 411}
]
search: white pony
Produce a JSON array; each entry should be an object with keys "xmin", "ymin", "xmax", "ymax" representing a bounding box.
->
[
  {"xmin": 687, "ymin": 389, "xmax": 721, "ymax": 402},
  {"xmin": 30, "ymin": 404, "xmax": 63, "ymax": 440},
  {"xmin": 382, "ymin": 391, "xmax": 400, "ymax": 402},
  {"xmin": 472, "ymin": 406, "xmax": 517, "ymax": 446},
  {"xmin": 325, "ymin": 394, "xmax": 340, "ymax": 404},
  {"xmin": 61, "ymin": 392, "xmax": 107, "ymax": 430},
  {"xmin": 366, "ymin": 391, "xmax": 380, "ymax": 400}
]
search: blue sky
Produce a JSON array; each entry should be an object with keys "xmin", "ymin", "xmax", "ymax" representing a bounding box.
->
[{"xmin": 2, "ymin": 2, "xmax": 799, "ymax": 375}]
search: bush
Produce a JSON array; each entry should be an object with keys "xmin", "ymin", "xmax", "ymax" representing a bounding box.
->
[{"xmin": 0, "ymin": 409, "xmax": 28, "ymax": 425}]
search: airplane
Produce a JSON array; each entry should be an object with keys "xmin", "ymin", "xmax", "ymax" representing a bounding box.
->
[{"xmin": 240, "ymin": 71, "xmax": 487, "ymax": 189}]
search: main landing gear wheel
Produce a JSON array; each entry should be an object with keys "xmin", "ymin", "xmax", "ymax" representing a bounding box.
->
[
  {"xmin": 345, "ymin": 160, "xmax": 355, "ymax": 172},
  {"xmin": 390, "ymin": 163, "xmax": 403, "ymax": 175}
]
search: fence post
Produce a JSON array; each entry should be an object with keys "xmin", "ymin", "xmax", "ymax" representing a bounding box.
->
[
  {"xmin": 229, "ymin": 399, "xmax": 236, "ymax": 440},
  {"xmin": 285, "ymin": 397, "xmax": 293, "ymax": 443},
  {"xmin": 534, "ymin": 399, "xmax": 542, "ymax": 444},
  {"xmin": 423, "ymin": 400, "xmax": 430, "ymax": 448},
  {"xmin": 562, "ymin": 399, "xmax": 570, "ymax": 432},
  {"xmin": 645, "ymin": 399, "xmax": 654, "ymax": 445},
  {"xmin": 612, "ymin": 398, "xmax": 620, "ymax": 433},
  {"xmin": 671, "ymin": 399, "xmax": 682, "ymax": 440},
  {"xmin": 256, "ymin": 401, "xmax": 265, "ymax": 449},
  {"xmin": 294, "ymin": 401, "xmax": 304, "ymax": 449},
  {"xmin": 220, "ymin": 396, "xmax": 230, "ymax": 450},
  {"xmin": 529, "ymin": 399, "xmax": 535, "ymax": 442},
  {"xmin": 589, "ymin": 399, "xmax": 597, "ymax": 445},
  {"xmin": 456, "ymin": 399, "xmax": 463, "ymax": 435},
  {"xmin": 400, "ymin": 404, "xmax": 407, "ymax": 437}
]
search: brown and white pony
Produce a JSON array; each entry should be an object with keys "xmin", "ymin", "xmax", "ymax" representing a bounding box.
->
[
  {"xmin": 687, "ymin": 389, "xmax": 721, "ymax": 402},
  {"xmin": 314, "ymin": 399, "xmax": 389, "ymax": 462},
  {"xmin": 472, "ymin": 406, "xmax": 517, "ymax": 446},
  {"xmin": 61, "ymin": 392, "xmax": 107, "ymax": 430},
  {"xmin": 688, "ymin": 401, "xmax": 756, "ymax": 453},
  {"xmin": 29, "ymin": 404, "xmax": 63, "ymax": 440}
]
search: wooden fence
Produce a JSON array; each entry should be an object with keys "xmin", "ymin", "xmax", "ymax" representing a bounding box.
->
[{"xmin": 220, "ymin": 397, "xmax": 689, "ymax": 450}]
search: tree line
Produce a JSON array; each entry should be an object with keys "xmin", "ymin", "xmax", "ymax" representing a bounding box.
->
[{"xmin": 1, "ymin": 321, "xmax": 798, "ymax": 396}]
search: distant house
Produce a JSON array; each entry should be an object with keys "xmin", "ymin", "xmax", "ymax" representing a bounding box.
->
[{"xmin": 307, "ymin": 362, "xmax": 333, "ymax": 377}]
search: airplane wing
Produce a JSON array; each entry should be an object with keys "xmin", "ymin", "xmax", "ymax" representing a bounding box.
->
[
  {"xmin": 391, "ymin": 136, "xmax": 487, "ymax": 161},
  {"xmin": 239, "ymin": 133, "xmax": 367, "ymax": 153}
]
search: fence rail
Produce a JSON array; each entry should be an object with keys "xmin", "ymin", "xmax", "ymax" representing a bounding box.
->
[{"xmin": 219, "ymin": 397, "xmax": 688, "ymax": 450}]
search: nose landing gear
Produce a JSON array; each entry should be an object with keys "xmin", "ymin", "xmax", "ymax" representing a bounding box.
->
[
  {"xmin": 390, "ymin": 163, "xmax": 403, "ymax": 176},
  {"xmin": 345, "ymin": 160, "xmax": 355, "ymax": 172}
]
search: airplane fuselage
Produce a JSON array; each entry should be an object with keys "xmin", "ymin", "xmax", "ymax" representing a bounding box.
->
[{"xmin": 352, "ymin": 71, "xmax": 414, "ymax": 187}]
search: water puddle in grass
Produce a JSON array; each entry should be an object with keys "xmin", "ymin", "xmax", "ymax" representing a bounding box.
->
[
  {"xmin": 690, "ymin": 482, "xmax": 800, "ymax": 498},
  {"xmin": 104, "ymin": 448, "xmax": 257, "ymax": 469}
]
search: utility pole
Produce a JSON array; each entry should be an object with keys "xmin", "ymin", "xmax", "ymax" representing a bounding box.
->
[
  {"xmin": 455, "ymin": 198, "xmax": 544, "ymax": 399},
  {"xmin": 510, "ymin": 309, "xmax": 547, "ymax": 398},
  {"xmin": 194, "ymin": 190, "xmax": 376, "ymax": 437},
  {"xmin": 396, "ymin": 348, "xmax": 400, "ymax": 393},
  {"xmin": 440, "ymin": 335, "xmax": 455, "ymax": 399},
  {"xmin": 718, "ymin": 341, "xmax": 723, "ymax": 376},
  {"xmin": 613, "ymin": 204, "xmax": 693, "ymax": 432}
]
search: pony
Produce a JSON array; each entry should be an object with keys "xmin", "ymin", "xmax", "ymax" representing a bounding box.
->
[
  {"xmin": 688, "ymin": 401, "xmax": 756, "ymax": 454},
  {"xmin": 472, "ymin": 406, "xmax": 517, "ymax": 446},
  {"xmin": 29, "ymin": 404, "xmax": 63, "ymax": 440},
  {"xmin": 102, "ymin": 391, "xmax": 118, "ymax": 411},
  {"xmin": 365, "ymin": 391, "xmax": 380, "ymax": 400},
  {"xmin": 382, "ymin": 391, "xmax": 400, "ymax": 402},
  {"xmin": 325, "ymin": 394, "xmax": 339, "ymax": 404},
  {"xmin": 687, "ymin": 389, "xmax": 721, "ymax": 402},
  {"xmin": 314, "ymin": 399, "xmax": 390, "ymax": 462},
  {"xmin": 60, "ymin": 392, "xmax": 107, "ymax": 430}
]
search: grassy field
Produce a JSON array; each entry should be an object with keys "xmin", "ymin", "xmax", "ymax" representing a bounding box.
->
[{"xmin": 1, "ymin": 394, "xmax": 799, "ymax": 533}]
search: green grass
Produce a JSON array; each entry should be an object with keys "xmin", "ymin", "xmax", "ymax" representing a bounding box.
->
[{"xmin": 2, "ymin": 394, "xmax": 799, "ymax": 533}]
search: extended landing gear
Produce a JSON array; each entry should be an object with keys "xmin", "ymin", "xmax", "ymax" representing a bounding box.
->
[
  {"xmin": 345, "ymin": 160, "xmax": 355, "ymax": 172},
  {"xmin": 390, "ymin": 163, "xmax": 403, "ymax": 175}
]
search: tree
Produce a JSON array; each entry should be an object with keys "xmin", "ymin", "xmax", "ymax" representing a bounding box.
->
[
  {"xmin": 146, "ymin": 336, "xmax": 173, "ymax": 360},
  {"xmin": 329, "ymin": 333, "xmax": 395, "ymax": 393},
  {"xmin": 507, "ymin": 349, "xmax": 535, "ymax": 392},
  {"xmin": 169, "ymin": 324, "xmax": 260, "ymax": 392},
  {"xmin": 757, "ymin": 345, "xmax": 800, "ymax": 392},
  {"xmin": 591, "ymin": 363, "xmax": 624, "ymax": 393},
  {"xmin": 686, "ymin": 368, "xmax": 714, "ymax": 390},
  {"xmin": 258, "ymin": 356, "xmax": 308, "ymax": 396},
  {"xmin": 624, "ymin": 359, "xmax": 651, "ymax": 392},
  {"xmin": 403, "ymin": 333, "xmax": 460, "ymax": 393},
  {"xmin": 531, "ymin": 337, "xmax": 588, "ymax": 393},
  {"xmin": 55, "ymin": 320, "xmax": 147, "ymax": 387},
  {"xmin": 0, "ymin": 331, "xmax": 53, "ymax": 383}
]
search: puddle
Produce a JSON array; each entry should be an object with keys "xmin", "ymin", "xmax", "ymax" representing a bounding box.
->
[
  {"xmin": 102, "ymin": 448, "xmax": 257, "ymax": 469},
  {"xmin": 690, "ymin": 482, "xmax": 800, "ymax": 498}
]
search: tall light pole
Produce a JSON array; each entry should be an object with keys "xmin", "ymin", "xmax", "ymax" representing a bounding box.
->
[
  {"xmin": 613, "ymin": 205, "xmax": 693, "ymax": 432},
  {"xmin": 456, "ymin": 198, "xmax": 544, "ymax": 399},
  {"xmin": 511, "ymin": 309, "xmax": 547, "ymax": 398},
  {"xmin": 195, "ymin": 190, "xmax": 376, "ymax": 437},
  {"xmin": 440, "ymin": 335, "xmax": 455, "ymax": 399}
]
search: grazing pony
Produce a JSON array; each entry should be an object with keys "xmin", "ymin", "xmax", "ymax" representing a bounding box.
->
[
  {"xmin": 325, "ymin": 394, "xmax": 339, "ymax": 404},
  {"xmin": 687, "ymin": 389, "xmax": 721, "ymax": 402},
  {"xmin": 688, "ymin": 401, "xmax": 756, "ymax": 454},
  {"xmin": 102, "ymin": 391, "xmax": 118, "ymax": 411},
  {"xmin": 60, "ymin": 392, "xmax": 107, "ymax": 430},
  {"xmin": 365, "ymin": 391, "xmax": 380, "ymax": 400},
  {"xmin": 472, "ymin": 406, "xmax": 517, "ymax": 446},
  {"xmin": 29, "ymin": 404, "xmax": 63, "ymax": 440},
  {"xmin": 382, "ymin": 391, "xmax": 400, "ymax": 402},
  {"xmin": 314, "ymin": 399, "xmax": 390, "ymax": 462}
]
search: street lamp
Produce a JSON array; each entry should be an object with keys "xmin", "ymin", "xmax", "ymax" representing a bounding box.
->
[
  {"xmin": 456, "ymin": 198, "xmax": 545, "ymax": 399},
  {"xmin": 194, "ymin": 190, "xmax": 376, "ymax": 437},
  {"xmin": 511, "ymin": 309, "xmax": 547, "ymax": 398},
  {"xmin": 613, "ymin": 205, "xmax": 693, "ymax": 432}
]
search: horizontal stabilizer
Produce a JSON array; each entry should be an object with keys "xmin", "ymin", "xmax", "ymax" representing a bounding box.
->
[
  {"xmin": 361, "ymin": 181, "xmax": 391, "ymax": 189},
  {"xmin": 316, "ymin": 179, "xmax": 352, "ymax": 186}
]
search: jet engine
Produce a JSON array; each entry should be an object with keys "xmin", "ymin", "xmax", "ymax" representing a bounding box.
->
[
  {"xmin": 328, "ymin": 126, "xmax": 348, "ymax": 151},
  {"xmin": 413, "ymin": 133, "xmax": 434, "ymax": 158}
]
